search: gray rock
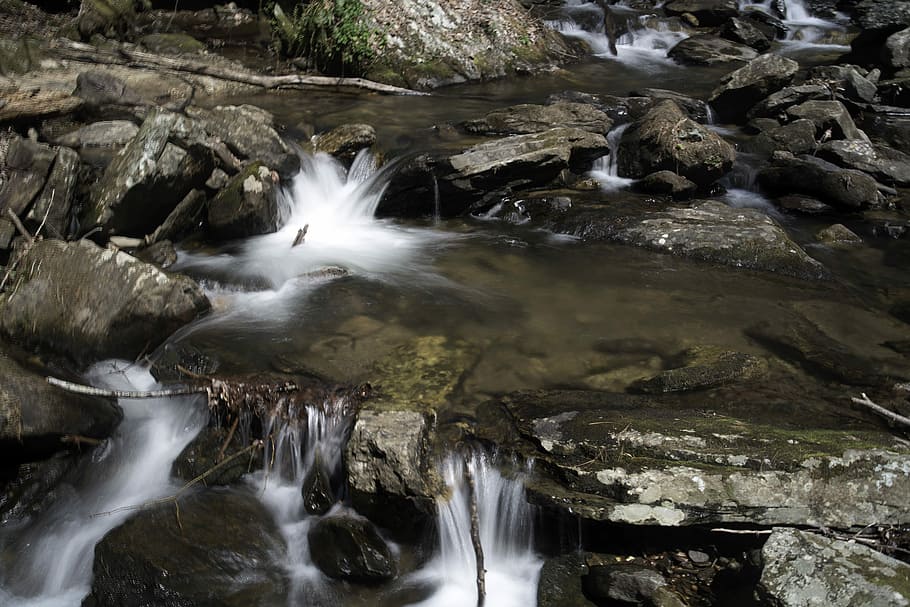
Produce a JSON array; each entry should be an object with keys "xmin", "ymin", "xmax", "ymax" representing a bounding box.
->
[
  {"xmin": 87, "ymin": 489, "xmax": 287, "ymax": 607},
  {"xmin": 709, "ymin": 54, "xmax": 800, "ymax": 123},
  {"xmin": 634, "ymin": 170, "xmax": 698, "ymax": 200},
  {"xmin": 186, "ymin": 105, "xmax": 299, "ymax": 179},
  {"xmin": 757, "ymin": 528, "xmax": 910, "ymax": 607},
  {"xmin": 538, "ymin": 553, "xmax": 596, "ymax": 607},
  {"xmin": 207, "ymin": 162, "xmax": 279, "ymax": 240},
  {"xmin": 758, "ymin": 153, "xmax": 880, "ymax": 210},
  {"xmin": 146, "ymin": 189, "xmax": 207, "ymax": 244},
  {"xmin": 53, "ymin": 120, "xmax": 139, "ymax": 150},
  {"xmin": 139, "ymin": 33, "xmax": 205, "ymax": 55},
  {"xmin": 852, "ymin": 0, "xmax": 910, "ymax": 31},
  {"xmin": 0, "ymin": 137, "xmax": 56, "ymax": 218},
  {"xmin": 584, "ymin": 563, "xmax": 686, "ymax": 607},
  {"xmin": 747, "ymin": 84, "xmax": 832, "ymax": 120},
  {"xmin": 461, "ymin": 102, "xmax": 613, "ymax": 136},
  {"xmin": 83, "ymin": 108, "xmax": 213, "ymax": 237},
  {"xmin": 0, "ymin": 345, "xmax": 121, "ymax": 452},
  {"xmin": 751, "ymin": 119, "xmax": 819, "ymax": 156},
  {"xmin": 856, "ymin": 104, "xmax": 910, "ymax": 152},
  {"xmin": 630, "ymin": 88, "xmax": 711, "ymax": 123},
  {"xmin": 663, "ymin": 0, "xmax": 739, "ymax": 26},
  {"xmin": 668, "ymin": 35, "xmax": 759, "ymax": 66},
  {"xmin": 0, "ymin": 239, "xmax": 210, "ymax": 362},
  {"xmin": 612, "ymin": 201, "xmax": 826, "ymax": 278},
  {"xmin": 885, "ymin": 27, "xmax": 910, "ymax": 70},
  {"xmin": 776, "ymin": 194, "xmax": 834, "ymax": 214},
  {"xmin": 816, "ymin": 223, "xmax": 862, "ymax": 245},
  {"xmin": 742, "ymin": 8, "xmax": 789, "ymax": 40},
  {"xmin": 135, "ymin": 240, "xmax": 178, "ymax": 268},
  {"xmin": 308, "ymin": 514, "xmax": 397, "ymax": 583},
  {"xmin": 76, "ymin": 0, "xmax": 135, "ymax": 40},
  {"xmin": 73, "ymin": 71, "xmax": 143, "ymax": 119},
  {"xmin": 25, "ymin": 146, "xmax": 79, "ymax": 239},
  {"xmin": 629, "ymin": 347, "xmax": 767, "ymax": 393},
  {"xmin": 313, "ymin": 123, "xmax": 377, "ymax": 162},
  {"xmin": 808, "ymin": 65, "xmax": 879, "ymax": 103},
  {"xmin": 720, "ymin": 17, "xmax": 772, "ymax": 51},
  {"xmin": 618, "ymin": 100, "xmax": 736, "ymax": 186},
  {"xmin": 817, "ymin": 139, "xmax": 910, "ymax": 186},
  {"xmin": 786, "ymin": 100, "xmax": 870, "ymax": 142}
]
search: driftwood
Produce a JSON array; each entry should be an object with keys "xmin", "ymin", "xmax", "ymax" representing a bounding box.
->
[
  {"xmin": 851, "ymin": 393, "xmax": 910, "ymax": 429},
  {"xmin": 464, "ymin": 461, "xmax": 486, "ymax": 607},
  {"xmin": 0, "ymin": 87, "xmax": 84, "ymax": 124},
  {"xmin": 292, "ymin": 224, "xmax": 308, "ymax": 247},
  {"xmin": 49, "ymin": 39, "xmax": 428, "ymax": 97}
]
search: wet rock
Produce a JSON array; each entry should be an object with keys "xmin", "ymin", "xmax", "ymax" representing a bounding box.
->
[
  {"xmin": 777, "ymin": 195, "xmax": 833, "ymax": 215},
  {"xmin": 584, "ymin": 563, "xmax": 685, "ymax": 607},
  {"xmin": 506, "ymin": 389, "xmax": 910, "ymax": 527},
  {"xmin": 0, "ymin": 454, "xmax": 79, "ymax": 525},
  {"xmin": 816, "ymin": 223, "xmax": 862, "ymax": 245},
  {"xmin": 629, "ymin": 347, "xmax": 767, "ymax": 394},
  {"xmin": 786, "ymin": 100, "xmax": 869, "ymax": 142},
  {"xmin": 852, "ymin": 0, "xmax": 910, "ymax": 32},
  {"xmin": 746, "ymin": 84, "xmax": 831, "ymax": 120},
  {"xmin": 549, "ymin": 91, "xmax": 654, "ymax": 123},
  {"xmin": 461, "ymin": 102, "xmax": 613, "ymax": 136},
  {"xmin": 313, "ymin": 124, "xmax": 377, "ymax": 163},
  {"xmin": 0, "ymin": 137, "xmax": 56, "ymax": 219},
  {"xmin": 76, "ymin": 0, "xmax": 135, "ymax": 40},
  {"xmin": 538, "ymin": 553, "xmax": 597, "ymax": 607},
  {"xmin": 816, "ymin": 139, "xmax": 910, "ymax": 186},
  {"xmin": 87, "ymin": 489, "xmax": 287, "ymax": 607},
  {"xmin": 750, "ymin": 119, "xmax": 818, "ymax": 156},
  {"xmin": 146, "ymin": 188, "xmax": 207, "ymax": 245},
  {"xmin": 757, "ymin": 153, "xmax": 880, "ymax": 211},
  {"xmin": 742, "ymin": 9, "xmax": 789, "ymax": 40},
  {"xmin": 139, "ymin": 33, "xmax": 205, "ymax": 55},
  {"xmin": 0, "ymin": 345, "xmax": 121, "ymax": 459},
  {"xmin": 663, "ymin": 0, "xmax": 738, "ymax": 27},
  {"xmin": 207, "ymin": 162, "xmax": 279, "ymax": 240},
  {"xmin": 0, "ymin": 239, "xmax": 210, "ymax": 362},
  {"xmin": 629, "ymin": 88, "xmax": 711, "ymax": 123},
  {"xmin": 83, "ymin": 108, "xmax": 213, "ymax": 237},
  {"xmin": 135, "ymin": 240, "xmax": 177, "ymax": 268},
  {"xmin": 186, "ymin": 105, "xmax": 299, "ymax": 179},
  {"xmin": 150, "ymin": 342, "xmax": 219, "ymax": 382},
  {"xmin": 884, "ymin": 27, "xmax": 910, "ymax": 71},
  {"xmin": 633, "ymin": 170, "xmax": 698, "ymax": 200},
  {"xmin": 807, "ymin": 65, "xmax": 879, "ymax": 104},
  {"xmin": 302, "ymin": 448, "xmax": 335, "ymax": 515},
  {"xmin": 709, "ymin": 54, "xmax": 800, "ymax": 123},
  {"xmin": 24, "ymin": 146, "xmax": 79, "ymax": 239},
  {"xmin": 757, "ymin": 528, "xmax": 910, "ymax": 607},
  {"xmin": 668, "ymin": 35, "xmax": 759, "ymax": 66},
  {"xmin": 855, "ymin": 104, "xmax": 910, "ymax": 152},
  {"xmin": 53, "ymin": 120, "xmax": 138, "ymax": 164},
  {"xmin": 172, "ymin": 425, "xmax": 260, "ymax": 486},
  {"xmin": 308, "ymin": 514, "xmax": 396, "ymax": 583},
  {"xmin": 618, "ymin": 100, "xmax": 735, "ymax": 187},
  {"xmin": 625, "ymin": 200, "xmax": 825, "ymax": 277},
  {"xmin": 720, "ymin": 17, "xmax": 771, "ymax": 52}
]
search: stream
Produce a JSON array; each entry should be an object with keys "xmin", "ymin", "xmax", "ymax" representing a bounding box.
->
[{"xmin": 1, "ymin": 0, "xmax": 907, "ymax": 605}]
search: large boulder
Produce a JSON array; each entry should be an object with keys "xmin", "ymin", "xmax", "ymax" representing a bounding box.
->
[
  {"xmin": 86, "ymin": 489, "xmax": 287, "ymax": 607},
  {"xmin": 207, "ymin": 162, "xmax": 280, "ymax": 240},
  {"xmin": 757, "ymin": 152, "xmax": 881, "ymax": 210},
  {"xmin": 83, "ymin": 109, "xmax": 214, "ymax": 238},
  {"xmin": 668, "ymin": 35, "xmax": 759, "ymax": 66},
  {"xmin": 786, "ymin": 100, "xmax": 870, "ymax": 142},
  {"xmin": 461, "ymin": 102, "xmax": 613, "ymax": 136},
  {"xmin": 618, "ymin": 100, "xmax": 736, "ymax": 187},
  {"xmin": 583, "ymin": 563, "xmax": 686, "ymax": 607},
  {"xmin": 0, "ymin": 239, "xmax": 210, "ymax": 362},
  {"xmin": 816, "ymin": 139, "xmax": 910, "ymax": 186},
  {"xmin": 757, "ymin": 528, "xmax": 910, "ymax": 607},
  {"xmin": 709, "ymin": 54, "xmax": 799, "ymax": 123},
  {"xmin": 720, "ymin": 17, "xmax": 772, "ymax": 52},
  {"xmin": 884, "ymin": 27, "xmax": 910, "ymax": 70},
  {"xmin": 746, "ymin": 84, "xmax": 832, "ymax": 120},
  {"xmin": 308, "ymin": 514, "xmax": 397, "ymax": 584}
]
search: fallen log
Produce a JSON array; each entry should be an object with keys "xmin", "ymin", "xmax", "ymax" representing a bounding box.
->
[
  {"xmin": 49, "ymin": 39, "xmax": 428, "ymax": 97},
  {"xmin": 0, "ymin": 87, "xmax": 84, "ymax": 124}
]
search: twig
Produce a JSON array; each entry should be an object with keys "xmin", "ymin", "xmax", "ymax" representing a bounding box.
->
[
  {"xmin": 217, "ymin": 416, "xmax": 239, "ymax": 462},
  {"xmin": 711, "ymin": 528, "xmax": 773, "ymax": 535},
  {"xmin": 292, "ymin": 224, "xmax": 308, "ymax": 247},
  {"xmin": 60, "ymin": 434, "xmax": 103, "ymax": 448},
  {"xmin": 6, "ymin": 208, "xmax": 33, "ymax": 244},
  {"xmin": 851, "ymin": 393, "xmax": 910, "ymax": 429},
  {"xmin": 47, "ymin": 376, "xmax": 206, "ymax": 399},
  {"xmin": 464, "ymin": 460, "xmax": 486, "ymax": 607}
]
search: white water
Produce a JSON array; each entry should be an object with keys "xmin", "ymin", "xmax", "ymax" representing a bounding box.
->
[
  {"xmin": 407, "ymin": 454, "xmax": 541, "ymax": 607},
  {"xmin": 0, "ymin": 362, "xmax": 205, "ymax": 607},
  {"xmin": 739, "ymin": 0, "xmax": 849, "ymax": 49},
  {"xmin": 590, "ymin": 124, "xmax": 635, "ymax": 192}
]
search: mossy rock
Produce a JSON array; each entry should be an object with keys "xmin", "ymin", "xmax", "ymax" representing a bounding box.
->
[
  {"xmin": 139, "ymin": 33, "xmax": 205, "ymax": 55},
  {"xmin": 0, "ymin": 36, "xmax": 42, "ymax": 76}
]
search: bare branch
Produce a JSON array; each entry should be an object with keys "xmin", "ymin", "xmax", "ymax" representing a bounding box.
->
[
  {"xmin": 851, "ymin": 393, "xmax": 910, "ymax": 429},
  {"xmin": 47, "ymin": 376, "xmax": 206, "ymax": 399}
]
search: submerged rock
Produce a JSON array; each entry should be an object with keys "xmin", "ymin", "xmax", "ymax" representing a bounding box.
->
[
  {"xmin": 308, "ymin": 514, "xmax": 397, "ymax": 584},
  {"xmin": 0, "ymin": 239, "xmax": 210, "ymax": 362},
  {"xmin": 757, "ymin": 528, "xmax": 910, "ymax": 607},
  {"xmin": 709, "ymin": 54, "xmax": 799, "ymax": 123},
  {"xmin": 461, "ymin": 102, "xmax": 613, "ymax": 136},
  {"xmin": 629, "ymin": 347, "xmax": 767, "ymax": 394}
]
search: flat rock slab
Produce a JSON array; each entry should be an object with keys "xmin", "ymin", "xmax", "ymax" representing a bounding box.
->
[
  {"xmin": 758, "ymin": 528, "xmax": 910, "ymax": 607},
  {"xmin": 504, "ymin": 389, "xmax": 910, "ymax": 528},
  {"xmin": 461, "ymin": 102, "xmax": 613, "ymax": 136}
]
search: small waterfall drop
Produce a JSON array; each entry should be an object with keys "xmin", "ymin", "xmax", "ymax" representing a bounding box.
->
[
  {"xmin": 739, "ymin": 0, "xmax": 848, "ymax": 48},
  {"xmin": 407, "ymin": 453, "xmax": 541, "ymax": 607},
  {"xmin": 589, "ymin": 124, "xmax": 635, "ymax": 192},
  {"xmin": 0, "ymin": 362, "xmax": 206, "ymax": 607}
]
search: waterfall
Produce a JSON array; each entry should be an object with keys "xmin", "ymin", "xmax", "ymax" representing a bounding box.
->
[
  {"xmin": 589, "ymin": 124, "xmax": 635, "ymax": 192},
  {"xmin": 0, "ymin": 362, "xmax": 206, "ymax": 607},
  {"xmin": 407, "ymin": 453, "xmax": 541, "ymax": 607},
  {"xmin": 738, "ymin": 0, "xmax": 848, "ymax": 48}
]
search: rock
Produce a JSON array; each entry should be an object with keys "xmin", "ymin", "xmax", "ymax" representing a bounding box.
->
[
  {"xmin": 663, "ymin": 0, "xmax": 739, "ymax": 26},
  {"xmin": 776, "ymin": 194, "xmax": 835, "ymax": 214},
  {"xmin": 362, "ymin": 0, "xmax": 574, "ymax": 89},
  {"xmin": 0, "ymin": 136, "xmax": 56, "ymax": 218},
  {"xmin": 146, "ymin": 189, "xmax": 207, "ymax": 245},
  {"xmin": 308, "ymin": 514, "xmax": 396, "ymax": 583},
  {"xmin": 313, "ymin": 123, "xmax": 377, "ymax": 162},
  {"xmin": 548, "ymin": 91, "xmax": 654, "ymax": 123},
  {"xmin": 52, "ymin": 120, "xmax": 139, "ymax": 163},
  {"xmin": 852, "ymin": 0, "xmax": 910, "ymax": 32},
  {"xmin": 73, "ymin": 70, "xmax": 143, "ymax": 119},
  {"xmin": 83, "ymin": 108, "xmax": 213, "ymax": 237},
  {"xmin": 817, "ymin": 139, "xmax": 910, "ymax": 186},
  {"xmin": 757, "ymin": 528, "xmax": 910, "ymax": 607},
  {"xmin": 742, "ymin": 8, "xmax": 789, "ymax": 40},
  {"xmin": 24, "ymin": 146, "xmax": 79, "ymax": 239},
  {"xmin": 461, "ymin": 102, "xmax": 613, "ymax": 136},
  {"xmin": 629, "ymin": 88, "xmax": 711, "ymax": 123},
  {"xmin": 0, "ymin": 454, "xmax": 79, "ymax": 525},
  {"xmin": 668, "ymin": 35, "xmax": 759, "ymax": 66},
  {"xmin": 0, "ymin": 35, "xmax": 43, "ymax": 76},
  {"xmin": 750, "ymin": 119, "xmax": 818, "ymax": 156},
  {"xmin": 76, "ymin": 0, "xmax": 135, "ymax": 40},
  {"xmin": 816, "ymin": 223, "xmax": 862, "ymax": 245},
  {"xmin": 855, "ymin": 104, "xmax": 910, "ymax": 152},
  {"xmin": 150, "ymin": 342, "xmax": 219, "ymax": 382},
  {"xmin": 137, "ymin": 6, "xmax": 265, "ymax": 43},
  {"xmin": 0, "ymin": 239, "xmax": 210, "ymax": 362},
  {"xmin": 584, "ymin": 563, "xmax": 685, "ymax": 607},
  {"xmin": 633, "ymin": 170, "xmax": 698, "ymax": 200},
  {"xmin": 135, "ymin": 240, "xmax": 178, "ymax": 268},
  {"xmin": 172, "ymin": 425, "xmax": 260, "ymax": 486},
  {"xmin": 86, "ymin": 489, "xmax": 287, "ymax": 607},
  {"xmin": 746, "ymin": 84, "xmax": 832, "ymax": 120},
  {"xmin": 786, "ymin": 100, "xmax": 870, "ymax": 142},
  {"xmin": 207, "ymin": 162, "xmax": 279, "ymax": 240},
  {"xmin": 709, "ymin": 54, "xmax": 800, "ymax": 123},
  {"xmin": 537, "ymin": 553, "xmax": 597, "ymax": 607},
  {"xmin": 807, "ymin": 65, "xmax": 879, "ymax": 104},
  {"xmin": 884, "ymin": 27, "xmax": 910, "ymax": 70},
  {"xmin": 614, "ymin": 201, "xmax": 826, "ymax": 278},
  {"xmin": 757, "ymin": 153, "xmax": 881, "ymax": 211},
  {"xmin": 629, "ymin": 347, "xmax": 767, "ymax": 393},
  {"xmin": 0, "ymin": 345, "xmax": 121, "ymax": 458},
  {"xmin": 186, "ymin": 105, "xmax": 299, "ymax": 179},
  {"xmin": 720, "ymin": 17, "xmax": 772, "ymax": 52},
  {"xmin": 506, "ymin": 389, "xmax": 910, "ymax": 527},
  {"xmin": 618, "ymin": 101, "xmax": 735, "ymax": 186},
  {"xmin": 139, "ymin": 33, "xmax": 205, "ymax": 55},
  {"xmin": 302, "ymin": 448, "xmax": 335, "ymax": 515}
]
